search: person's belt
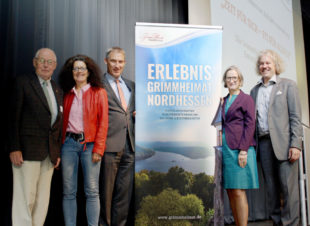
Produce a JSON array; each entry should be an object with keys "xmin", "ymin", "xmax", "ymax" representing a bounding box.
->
[
  {"xmin": 259, "ymin": 133, "xmax": 270, "ymax": 139},
  {"xmin": 66, "ymin": 132, "xmax": 85, "ymax": 142}
]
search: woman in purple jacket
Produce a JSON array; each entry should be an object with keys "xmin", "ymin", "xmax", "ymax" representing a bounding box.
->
[{"xmin": 222, "ymin": 66, "xmax": 258, "ymax": 226}]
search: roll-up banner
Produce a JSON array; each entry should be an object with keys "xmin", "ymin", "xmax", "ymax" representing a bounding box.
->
[{"xmin": 135, "ymin": 22, "xmax": 223, "ymax": 225}]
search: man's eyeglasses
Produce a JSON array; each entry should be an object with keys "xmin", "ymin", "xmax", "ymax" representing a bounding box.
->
[
  {"xmin": 72, "ymin": 67, "xmax": 87, "ymax": 72},
  {"xmin": 36, "ymin": 58, "xmax": 56, "ymax": 65},
  {"xmin": 226, "ymin": 76, "xmax": 239, "ymax": 81}
]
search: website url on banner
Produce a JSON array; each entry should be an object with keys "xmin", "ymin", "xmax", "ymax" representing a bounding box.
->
[{"xmin": 158, "ymin": 215, "xmax": 202, "ymax": 220}]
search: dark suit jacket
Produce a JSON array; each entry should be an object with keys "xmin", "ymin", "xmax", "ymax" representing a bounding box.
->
[
  {"xmin": 102, "ymin": 73, "xmax": 135, "ymax": 152},
  {"xmin": 222, "ymin": 90, "xmax": 256, "ymax": 151},
  {"xmin": 10, "ymin": 73, "xmax": 63, "ymax": 164},
  {"xmin": 250, "ymin": 76, "xmax": 302, "ymax": 160}
]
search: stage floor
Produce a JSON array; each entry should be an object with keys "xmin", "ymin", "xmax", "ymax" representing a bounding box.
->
[{"xmin": 226, "ymin": 220, "xmax": 273, "ymax": 225}]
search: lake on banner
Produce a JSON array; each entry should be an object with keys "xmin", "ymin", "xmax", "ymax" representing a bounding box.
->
[{"xmin": 135, "ymin": 150, "xmax": 215, "ymax": 175}]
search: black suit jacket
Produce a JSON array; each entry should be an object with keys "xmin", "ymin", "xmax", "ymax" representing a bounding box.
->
[
  {"xmin": 102, "ymin": 73, "xmax": 135, "ymax": 152},
  {"xmin": 10, "ymin": 73, "xmax": 63, "ymax": 164}
]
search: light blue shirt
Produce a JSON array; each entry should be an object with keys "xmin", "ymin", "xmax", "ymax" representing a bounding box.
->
[
  {"xmin": 37, "ymin": 75, "xmax": 58, "ymax": 125},
  {"xmin": 256, "ymin": 75, "xmax": 277, "ymax": 135},
  {"xmin": 106, "ymin": 73, "xmax": 131, "ymax": 106}
]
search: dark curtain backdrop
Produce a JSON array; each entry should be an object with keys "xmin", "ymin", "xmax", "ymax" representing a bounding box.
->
[
  {"xmin": 0, "ymin": 1, "xmax": 187, "ymax": 226},
  {"xmin": 1, "ymin": 0, "xmax": 188, "ymax": 82}
]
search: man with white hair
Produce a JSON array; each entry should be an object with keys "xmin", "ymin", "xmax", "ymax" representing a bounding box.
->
[
  {"xmin": 9, "ymin": 48, "xmax": 63, "ymax": 226},
  {"xmin": 250, "ymin": 49, "xmax": 303, "ymax": 226}
]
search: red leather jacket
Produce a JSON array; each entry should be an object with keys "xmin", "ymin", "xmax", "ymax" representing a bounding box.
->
[{"xmin": 62, "ymin": 86, "xmax": 108, "ymax": 156}]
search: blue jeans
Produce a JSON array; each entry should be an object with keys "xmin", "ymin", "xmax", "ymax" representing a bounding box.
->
[{"xmin": 61, "ymin": 136, "xmax": 101, "ymax": 226}]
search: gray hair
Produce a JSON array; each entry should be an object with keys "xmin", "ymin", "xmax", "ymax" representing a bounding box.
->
[
  {"xmin": 34, "ymin": 48, "xmax": 57, "ymax": 61},
  {"xmin": 105, "ymin": 46, "xmax": 126, "ymax": 59}
]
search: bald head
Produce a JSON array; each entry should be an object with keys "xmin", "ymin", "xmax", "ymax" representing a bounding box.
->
[{"xmin": 34, "ymin": 48, "xmax": 57, "ymax": 61}]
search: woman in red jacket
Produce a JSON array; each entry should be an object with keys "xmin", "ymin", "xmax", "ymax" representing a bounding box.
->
[{"xmin": 59, "ymin": 55, "xmax": 108, "ymax": 226}]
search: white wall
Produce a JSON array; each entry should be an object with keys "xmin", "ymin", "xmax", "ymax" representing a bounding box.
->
[{"xmin": 188, "ymin": 0, "xmax": 309, "ymax": 126}]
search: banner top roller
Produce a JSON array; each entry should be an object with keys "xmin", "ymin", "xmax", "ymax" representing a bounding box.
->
[{"xmin": 136, "ymin": 22, "xmax": 223, "ymax": 30}]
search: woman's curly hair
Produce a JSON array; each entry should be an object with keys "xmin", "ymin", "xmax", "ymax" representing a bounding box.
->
[{"xmin": 59, "ymin": 54, "xmax": 103, "ymax": 93}]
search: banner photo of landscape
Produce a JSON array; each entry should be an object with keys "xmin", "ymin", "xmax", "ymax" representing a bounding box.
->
[{"xmin": 135, "ymin": 23, "xmax": 223, "ymax": 226}]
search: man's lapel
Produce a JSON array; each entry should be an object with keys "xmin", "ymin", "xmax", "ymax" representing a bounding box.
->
[
  {"xmin": 30, "ymin": 74, "xmax": 50, "ymax": 112},
  {"xmin": 269, "ymin": 76, "xmax": 281, "ymax": 109},
  {"xmin": 123, "ymin": 78, "xmax": 134, "ymax": 111},
  {"xmin": 252, "ymin": 84, "xmax": 260, "ymax": 104}
]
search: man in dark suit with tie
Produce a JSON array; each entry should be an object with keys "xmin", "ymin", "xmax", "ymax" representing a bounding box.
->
[
  {"xmin": 99, "ymin": 47, "xmax": 135, "ymax": 226},
  {"xmin": 250, "ymin": 49, "xmax": 302, "ymax": 226},
  {"xmin": 9, "ymin": 48, "xmax": 63, "ymax": 226}
]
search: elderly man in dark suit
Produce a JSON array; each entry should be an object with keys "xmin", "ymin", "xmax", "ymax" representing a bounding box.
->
[
  {"xmin": 9, "ymin": 48, "xmax": 63, "ymax": 226},
  {"xmin": 99, "ymin": 47, "xmax": 135, "ymax": 226},
  {"xmin": 250, "ymin": 49, "xmax": 303, "ymax": 226}
]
